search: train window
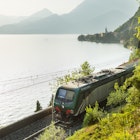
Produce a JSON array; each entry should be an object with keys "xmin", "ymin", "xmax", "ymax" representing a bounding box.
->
[
  {"xmin": 57, "ymin": 89, "xmax": 66, "ymax": 99},
  {"xmin": 65, "ymin": 90, "xmax": 74, "ymax": 101},
  {"xmin": 57, "ymin": 88, "xmax": 75, "ymax": 102}
]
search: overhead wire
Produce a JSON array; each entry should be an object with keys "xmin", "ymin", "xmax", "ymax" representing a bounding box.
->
[
  {"xmin": 0, "ymin": 57, "xmax": 129, "ymax": 94},
  {"xmin": 0, "ymin": 67, "xmax": 77, "ymax": 85},
  {"xmin": 0, "ymin": 67, "xmax": 78, "ymax": 94}
]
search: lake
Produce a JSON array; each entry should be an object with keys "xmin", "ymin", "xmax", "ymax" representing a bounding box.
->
[{"xmin": 0, "ymin": 34, "xmax": 131, "ymax": 127}]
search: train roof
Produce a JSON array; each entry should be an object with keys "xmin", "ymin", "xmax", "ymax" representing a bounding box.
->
[
  {"xmin": 60, "ymin": 59, "xmax": 140, "ymax": 89},
  {"xmin": 61, "ymin": 67, "xmax": 125, "ymax": 89}
]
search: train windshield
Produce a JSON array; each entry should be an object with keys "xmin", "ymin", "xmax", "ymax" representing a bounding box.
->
[{"xmin": 57, "ymin": 88, "xmax": 75, "ymax": 102}]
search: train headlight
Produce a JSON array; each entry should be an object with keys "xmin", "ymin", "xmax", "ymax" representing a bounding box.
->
[
  {"xmin": 55, "ymin": 106, "xmax": 60, "ymax": 112},
  {"xmin": 66, "ymin": 109, "xmax": 74, "ymax": 115}
]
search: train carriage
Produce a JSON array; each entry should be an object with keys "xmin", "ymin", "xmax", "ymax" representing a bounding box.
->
[{"xmin": 54, "ymin": 60, "xmax": 139, "ymax": 122}]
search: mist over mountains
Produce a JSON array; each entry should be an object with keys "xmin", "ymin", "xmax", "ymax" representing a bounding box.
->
[
  {"xmin": 0, "ymin": 8, "xmax": 53, "ymax": 26},
  {"xmin": 0, "ymin": 0, "xmax": 138, "ymax": 34}
]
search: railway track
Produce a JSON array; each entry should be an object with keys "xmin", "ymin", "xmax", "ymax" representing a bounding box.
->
[
  {"xmin": 0, "ymin": 107, "xmax": 52, "ymax": 140},
  {"xmin": 0, "ymin": 107, "xmax": 83, "ymax": 140},
  {"xmin": 24, "ymin": 118, "xmax": 83, "ymax": 140},
  {"xmin": 23, "ymin": 121, "xmax": 60, "ymax": 140}
]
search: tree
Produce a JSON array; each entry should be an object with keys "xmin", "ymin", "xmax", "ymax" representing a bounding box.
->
[
  {"xmin": 80, "ymin": 61, "xmax": 94, "ymax": 76},
  {"xmin": 35, "ymin": 100, "xmax": 42, "ymax": 112}
]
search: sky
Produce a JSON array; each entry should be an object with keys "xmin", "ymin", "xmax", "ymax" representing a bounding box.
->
[{"xmin": 0, "ymin": 0, "xmax": 84, "ymax": 16}]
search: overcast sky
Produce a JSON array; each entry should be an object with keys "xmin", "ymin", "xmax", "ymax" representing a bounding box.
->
[{"xmin": 0, "ymin": 0, "xmax": 84, "ymax": 16}]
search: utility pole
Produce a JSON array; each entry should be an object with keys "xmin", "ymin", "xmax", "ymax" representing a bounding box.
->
[{"xmin": 52, "ymin": 94, "xmax": 54, "ymax": 122}]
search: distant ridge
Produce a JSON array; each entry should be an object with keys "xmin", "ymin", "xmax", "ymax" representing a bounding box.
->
[
  {"xmin": 0, "ymin": 15, "xmax": 24, "ymax": 27},
  {"xmin": 23, "ymin": 8, "xmax": 53, "ymax": 22},
  {"xmin": 0, "ymin": 0, "xmax": 138, "ymax": 34}
]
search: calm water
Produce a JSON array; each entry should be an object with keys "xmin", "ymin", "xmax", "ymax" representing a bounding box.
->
[{"xmin": 0, "ymin": 34, "xmax": 131, "ymax": 127}]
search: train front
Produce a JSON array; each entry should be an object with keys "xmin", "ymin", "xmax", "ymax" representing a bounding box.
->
[{"xmin": 54, "ymin": 86, "xmax": 78, "ymax": 123}]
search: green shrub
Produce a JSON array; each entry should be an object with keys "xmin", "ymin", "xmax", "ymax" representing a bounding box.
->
[
  {"xmin": 83, "ymin": 102, "xmax": 104, "ymax": 127},
  {"xmin": 126, "ymin": 87, "xmax": 140, "ymax": 106},
  {"xmin": 107, "ymin": 83, "xmax": 127, "ymax": 107},
  {"xmin": 38, "ymin": 122, "xmax": 66, "ymax": 140},
  {"xmin": 131, "ymin": 65, "xmax": 140, "ymax": 91}
]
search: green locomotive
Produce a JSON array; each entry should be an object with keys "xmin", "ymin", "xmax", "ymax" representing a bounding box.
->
[{"xmin": 54, "ymin": 60, "xmax": 139, "ymax": 122}]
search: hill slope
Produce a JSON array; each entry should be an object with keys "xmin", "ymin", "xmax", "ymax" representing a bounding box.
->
[{"xmin": 114, "ymin": 6, "xmax": 140, "ymax": 47}]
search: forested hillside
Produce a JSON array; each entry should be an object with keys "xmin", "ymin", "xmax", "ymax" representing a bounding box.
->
[
  {"xmin": 115, "ymin": 6, "xmax": 140, "ymax": 47},
  {"xmin": 78, "ymin": 7, "xmax": 140, "ymax": 48}
]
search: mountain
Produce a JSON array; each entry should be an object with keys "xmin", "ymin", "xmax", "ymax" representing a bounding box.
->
[
  {"xmin": 30, "ymin": 8, "xmax": 53, "ymax": 19},
  {"xmin": 0, "ymin": 15, "xmax": 25, "ymax": 26},
  {"xmin": 0, "ymin": 0, "xmax": 138, "ymax": 34},
  {"xmin": 0, "ymin": 8, "xmax": 53, "ymax": 28},
  {"xmin": 61, "ymin": 0, "xmax": 138, "ymax": 33},
  {"xmin": 22, "ymin": 8, "xmax": 53, "ymax": 22}
]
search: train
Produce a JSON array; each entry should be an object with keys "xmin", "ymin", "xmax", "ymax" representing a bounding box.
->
[{"xmin": 53, "ymin": 59, "xmax": 140, "ymax": 123}]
